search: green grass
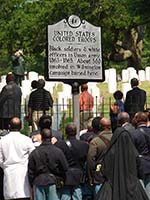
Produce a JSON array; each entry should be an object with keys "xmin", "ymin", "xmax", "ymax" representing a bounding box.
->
[
  {"xmin": 22, "ymin": 80, "xmax": 150, "ymax": 135},
  {"xmin": 96, "ymin": 80, "xmax": 150, "ymax": 118}
]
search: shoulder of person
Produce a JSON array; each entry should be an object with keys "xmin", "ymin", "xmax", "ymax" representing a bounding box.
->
[
  {"xmin": 78, "ymin": 139, "xmax": 89, "ymax": 146},
  {"xmin": 89, "ymin": 135, "xmax": 102, "ymax": 144},
  {"xmin": 70, "ymin": 138, "xmax": 89, "ymax": 149},
  {"xmin": 55, "ymin": 140, "xmax": 66, "ymax": 148},
  {"xmin": 100, "ymin": 130, "xmax": 112, "ymax": 136},
  {"xmin": 22, "ymin": 134, "xmax": 34, "ymax": 142},
  {"xmin": 29, "ymin": 147, "xmax": 37, "ymax": 156},
  {"xmin": 53, "ymin": 144, "xmax": 67, "ymax": 155}
]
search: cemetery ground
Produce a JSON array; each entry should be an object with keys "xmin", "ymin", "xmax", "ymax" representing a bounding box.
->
[{"xmin": 21, "ymin": 80, "xmax": 150, "ymax": 136}]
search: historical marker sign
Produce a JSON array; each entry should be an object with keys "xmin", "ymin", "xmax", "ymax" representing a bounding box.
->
[{"xmin": 46, "ymin": 15, "xmax": 104, "ymax": 82}]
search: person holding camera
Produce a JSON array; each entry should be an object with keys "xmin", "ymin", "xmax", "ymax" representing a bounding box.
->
[{"xmin": 12, "ymin": 49, "xmax": 25, "ymax": 86}]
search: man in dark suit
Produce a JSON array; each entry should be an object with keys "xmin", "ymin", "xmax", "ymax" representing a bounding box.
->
[{"xmin": 124, "ymin": 78, "xmax": 146, "ymax": 120}]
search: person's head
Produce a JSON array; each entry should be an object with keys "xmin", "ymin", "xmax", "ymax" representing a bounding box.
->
[
  {"xmin": 92, "ymin": 116, "xmax": 102, "ymax": 133},
  {"xmin": 100, "ymin": 118, "xmax": 111, "ymax": 131},
  {"xmin": 113, "ymin": 90, "xmax": 123, "ymax": 100},
  {"xmin": 117, "ymin": 112, "xmax": 130, "ymax": 126},
  {"xmin": 30, "ymin": 130, "xmax": 42, "ymax": 142},
  {"xmin": 41, "ymin": 128, "xmax": 52, "ymax": 141},
  {"xmin": 65, "ymin": 123, "xmax": 77, "ymax": 137},
  {"xmin": 81, "ymin": 83, "xmax": 88, "ymax": 92},
  {"xmin": 9, "ymin": 117, "xmax": 22, "ymax": 131},
  {"xmin": 6, "ymin": 74, "xmax": 15, "ymax": 84},
  {"xmin": 38, "ymin": 115, "xmax": 52, "ymax": 130},
  {"xmin": 31, "ymin": 80, "xmax": 38, "ymax": 89},
  {"xmin": 130, "ymin": 78, "xmax": 139, "ymax": 88},
  {"xmin": 38, "ymin": 79, "xmax": 45, "ymax": 89},
  {"xmin": 132, "ymin": 112, "xmax": 148, "ymax": 128}
]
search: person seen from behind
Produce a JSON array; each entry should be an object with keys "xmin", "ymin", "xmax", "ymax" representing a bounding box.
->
[
  {"xmin": 28, "ymin": 79, "xmax": 53, "ymax": 131},
  {"xmin": 131, "ymin": 112, "xmax": 150, "ymax": 199},
  {"xmin": 95, "ymin": 120, "xmax": 149, "ymax": 200},
  {"xmin": 110, "ymin": 90, "xmax": 124, "ymax": 132},
  {"xmin": 124, "ymin": 78, "xmax": 146, "ymax": 120},
  {"xmin": 79, "ymin": 83, "xmax": 94, "ymax": 131},
  {"xmin": 0, "ymin": 117, "xmax": 35, "ymax": 200},
  {"xmin": 55, "ymin": 122, "xmax": 89, "ymax": 200},
  {"xmin": 28, "ymin": 128, "xmax": 68, "ymax": 200},
  {"xmin": 0, "ymin": 74, "xmax": 22, "ymax": 130},
  {"xmin": 87, "ymin": 118, "xmax": 112, "ymax": 196}
]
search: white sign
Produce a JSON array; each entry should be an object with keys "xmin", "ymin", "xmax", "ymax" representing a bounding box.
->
[{"xmin": 46, "ymin": 15, "xmax": 104, "ymax": 82}]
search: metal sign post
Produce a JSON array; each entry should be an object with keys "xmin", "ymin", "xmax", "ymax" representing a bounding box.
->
[{"xmin": 71, "ymin": 82, "xmax": 80, "ymax": 139}]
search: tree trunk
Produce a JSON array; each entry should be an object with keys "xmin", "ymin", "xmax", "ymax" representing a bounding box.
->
[{"xmin": 109, "ymin": 26, "xmax": 144, "ymax": 73}]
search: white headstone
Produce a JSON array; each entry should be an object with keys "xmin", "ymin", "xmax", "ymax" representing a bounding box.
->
[
  {"xmin": 88, "ymin": 82, "xmax": 99, "ymax": 96},
  {"xmin": 21, "ymin": 80, "xmax": 32, "ymax": 97},
  {"xmin": 1, "ymin": 75, "xmax": 6, "ymax": 85},
  {"xmin": 63, "ymin": 84, "xmax": 72, "ymax": 97},
  {"xmin": 45, "ymin": 81, "xmax": 55, "ymax": 93},
  {"xmin": 28, "ymin": 71, "xmax": 38, "ymax": 81},
  {"xmin": 122, "ymin": 83, "xmax": 131, "ymax": 99},
  {"xmin": 104, "ymin": 69, "xmax": 109, "ymax": 83},
  {"xmin": 122, "ymin": 69, "xmax": 129, "ymax": 82},
  {"xmin": 0, "ymin": 75, "xmax": 6, "ymax": 92},
  {"xmin": 145, "ymin": 66, "xmax": 150, "ymax": 81},
  {"xmin": 138, "ymin": 70, "xmax": 145, "ymax": 81},
  {"xmin": 127, "ymin": 67, "xmax": 138, "ymax": 81},
  {"xmin": 38, "ymin": 75, "xmax": 45, "ymax": 80},
  {"xmin": 108, "ymin": 68, "xmax": 117, "ymax": 93}
]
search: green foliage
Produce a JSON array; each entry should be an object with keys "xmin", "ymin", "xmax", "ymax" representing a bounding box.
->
[{"xmin": 0, "ymin": 0, "xmax": 150, "ymax": 76}]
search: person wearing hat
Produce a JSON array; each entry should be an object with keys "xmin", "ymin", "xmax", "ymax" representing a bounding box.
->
[{"xmin": 12, "ymin": 49, "xmax": 25, "ymax": 86}]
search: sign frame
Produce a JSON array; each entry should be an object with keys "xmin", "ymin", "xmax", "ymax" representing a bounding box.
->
[{"xmin": 45, "ymin": 15, "xmax": 105, "ymax": 83}]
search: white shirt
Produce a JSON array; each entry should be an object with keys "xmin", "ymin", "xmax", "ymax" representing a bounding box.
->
[{"xmin": 0, "ymin": 131, "xmax": 35, "ymax": 199}]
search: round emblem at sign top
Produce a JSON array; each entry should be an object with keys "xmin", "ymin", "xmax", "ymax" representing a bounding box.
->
[{"xmin": 68, "ymin": 15, "xmax": 81, "ymax": 28}]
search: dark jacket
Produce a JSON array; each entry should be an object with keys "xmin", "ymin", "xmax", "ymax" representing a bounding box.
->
[
  {"xmin": 80, "ymin": 130, "xmax": 96, "ymax": 143},
  {"xmin": 12, "ymin": 55, "xmax": 25, "ymax": 76},
  {"xmin": 55, "ymin": 136, "xmax": 89, "ymax": 185},
  {"xmin": 28, "ymin": 141, "xmax": 68, "ymax": 187},
  {"xmin": 124, "ymin": 87, "xmax": 146, "ymax": 118},
  {"xmin": 0, "ymin": 81, "xmax": 22, "ymax": 118},
  {"xmin": 28, "ymin": 88, "xmax": 53, "ymax": 111},
  {"xmin": 96, "ymin": 127, "xmax": 148, "ymax": 200},
  {"xmin": 131, "ymin": 125, "xmax": 150, "ymax": 175}
]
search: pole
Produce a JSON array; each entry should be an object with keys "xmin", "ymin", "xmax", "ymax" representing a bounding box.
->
[{"xmin": 71, "ymin": 82, "xmax": 80, "ymax": 139}]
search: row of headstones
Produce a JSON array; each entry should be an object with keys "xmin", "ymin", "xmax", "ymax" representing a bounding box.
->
[
  {"xmin": 1, "ymin": 67, "xmax": 150, "ymax": 106},
  {"xmin": 106, "ymin": 67, "xmax": 150, "ymax": 96},
  {"xmin": 0, "ymin": 68, "xmax": 149, "ymax": 130},
  {"xmin": 0, "ymin": 71, "xmax": 99, "ymax": 104}
]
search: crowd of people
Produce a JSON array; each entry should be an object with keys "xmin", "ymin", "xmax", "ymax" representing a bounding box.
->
[{"xmin": 0, "ymin": 69, "xmax": 150, "ymax": 200}]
